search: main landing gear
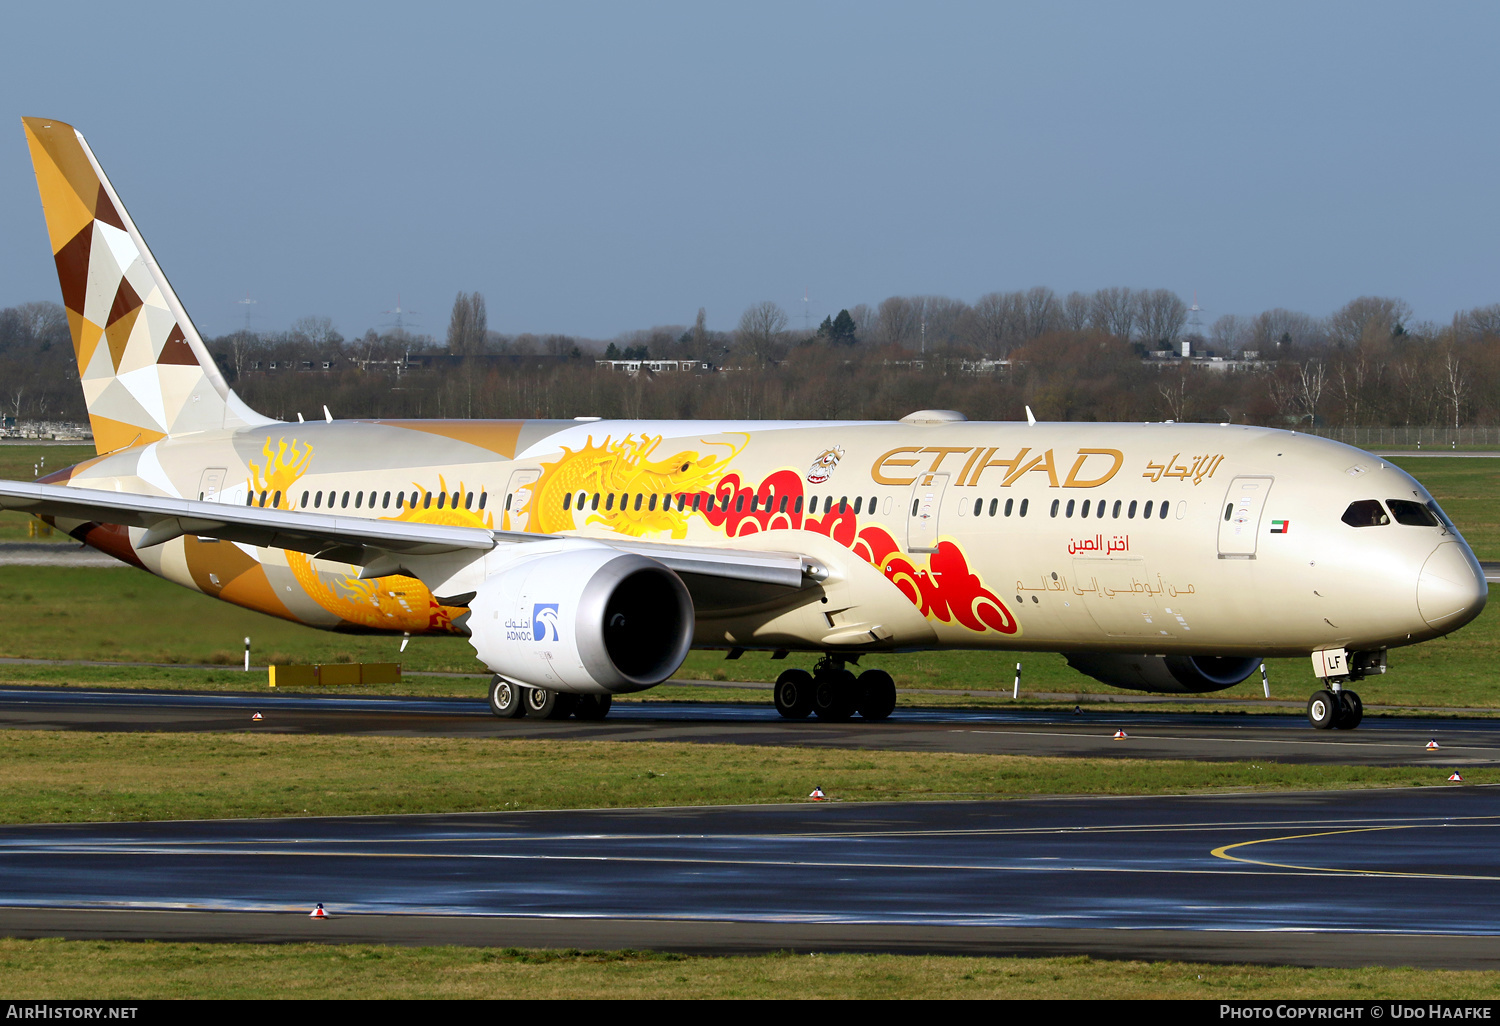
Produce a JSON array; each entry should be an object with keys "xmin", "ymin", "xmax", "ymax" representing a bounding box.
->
[
  {"xmin": 488, "ymin": 676, "xmax": 612, "ymax": 721},
  {"xmin": 774, "ymin": 656, "xmax": 897, "ymax": 722}
]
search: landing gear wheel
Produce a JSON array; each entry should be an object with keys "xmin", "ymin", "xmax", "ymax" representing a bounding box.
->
[
  {"xmin": 1307, "ymin": 689, "xmax": 1339, "ymax": 729},
  {"xmin": 525, "ymin": 687, "xmax": 577, "ymax": 720},
  {"xmin": 856, "ymin": 669, "xmax": 897, "ymax": 721},
  {"xmin": 573, "ymin": 694, "xmax": 613, "ymax": 721},
  {"xmin": 1336, "ymin": 690, "xmax": 1363, "ymax": 730},
  {"xmin": 774, "ymin": 669, "xmax": 815, "ymax": 719},
  {"xmin": 813, "ymin": 669, "xmax": 859, "ymax": 721},
  {"xmin": 488, "ymin": 676, "xmax": 525, "ymax": 719}
]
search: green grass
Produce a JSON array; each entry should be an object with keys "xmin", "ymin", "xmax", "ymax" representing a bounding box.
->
[
  {"xmin": 1, "ymin": 941, "xmax": 1497, "ymax": 999},
  {"xmin": 0, "ymin": 444, "xmax": 95, "ymax": 542},
  {"xmin": 0, "ymin": 731, "xmax": 1484, "ymax": 824}
]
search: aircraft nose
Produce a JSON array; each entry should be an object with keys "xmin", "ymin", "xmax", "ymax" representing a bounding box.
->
[{"xmin": 1417, "ymin": 542, "xmax": 1488, "ymax": 630}]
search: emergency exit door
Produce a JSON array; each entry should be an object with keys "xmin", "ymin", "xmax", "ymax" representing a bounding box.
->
[
  {"xmin": 1218, "ymin": 476, "xmax": 1274, "ymax": 558},
  {"xmin": 906, "ymin": 472, "xmax": 949, "ymax": 553}
]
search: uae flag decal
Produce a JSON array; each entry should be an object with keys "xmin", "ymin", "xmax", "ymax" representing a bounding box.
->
[{"xmin": 1270, "ymin": 520, "xmax": 1289, "ymax": 534}]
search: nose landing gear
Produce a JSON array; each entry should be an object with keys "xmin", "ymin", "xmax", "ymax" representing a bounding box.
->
[
  {"xmin": 1307, "ymin": 688, "xmax": 1362, "ymax": 730},
  {"xmin": 1306, "ymin": 648, "xmax": 1379, "ymax": 730}
]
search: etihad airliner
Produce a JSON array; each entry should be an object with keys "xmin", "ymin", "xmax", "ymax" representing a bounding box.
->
[{"xmin": 4, "ymin": 117, "xmax": 1487, "ymax": 729}]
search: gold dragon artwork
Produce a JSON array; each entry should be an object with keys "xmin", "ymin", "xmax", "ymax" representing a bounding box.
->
[
  {"xmin": 525, "ymin": 433, "xmax": 746, "ymax": 537},
  {"xmin": 241, "ymin": 437, "xmax": 489, "ymax": 632}
]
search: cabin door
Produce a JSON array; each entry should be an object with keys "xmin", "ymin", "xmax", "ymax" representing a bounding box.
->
[
  {"xmin": 905, "ymin": 472, "xmax": 949, "ymax": 554},
  {"xmin": 1217, "ymin": 476, "xmax": 1274, "ymax": 558},
  {"xmin": 197, "ymin": 468, "xmax": 226, "ymax": 503}
]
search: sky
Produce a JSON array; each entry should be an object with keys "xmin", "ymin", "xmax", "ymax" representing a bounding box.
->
[{"xmin": 1, "ymin": 2, "xmax": 1496, "ymax": 340}]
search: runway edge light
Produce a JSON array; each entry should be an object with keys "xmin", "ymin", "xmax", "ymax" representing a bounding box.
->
[
  {"xmin": 1448, "ymin": 772, "xmax": 1463, "ymax": 781},
  {"xmin": 1113, "ymin": 729, "xmax": 1128, "ymax": 740},
  {"xmin": 1427, "ymin": 740, "xmax": 1441, "ymax": 750},
  {"xmin": 251, "ymin": 711, "xmax": 263, "ymax": 722},
  {"xmin": 310, "ymin": 903, "xmax": 327, "ymax": 919},
  {"xmin": 809, "ymin": 787, "xmax": 826, "ymax": 801}
]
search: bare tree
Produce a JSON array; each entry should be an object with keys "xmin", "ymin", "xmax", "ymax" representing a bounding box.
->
[
  {"xmin": 446, "ymin": 292, "xmax": 488, "ymax": 356},
  {"xmin": 1061, "ymin": 291, "xmax": 1091, "ymax": 333},
  {"xmin": 1137, "ymin": 289, "xmax": 1187, "ymax": 347},
  {"xmin": 1021, "ymin": 286, "xmax": 1061, "ymax": 339},
  {"xmin": 1158, "ymin": 370, "xmax": 1190, "ymax": 421},
  {"xmin": 1089, "ymin": 287, "xmax": 1137, "ymax": 340},
  {"xmin": 736, "ymin": 300, "xmax": 788, "ymax": 364},
  {"xmin": 1442, "ymin": 349, "xmax": 1469, "ymax": 429},
  {"xmin": 1211, "ymin": 315, "xmax": 1249, "ymax": 354},
  {"xmin": 850, "ymin": 304, "xmax": 876, "ymax": 341},
  {"xmin": 1250, "ymin": 308, "xmax": 1324, "ymax": 355},
  {"xmin": 1327, "ymin": 296, "xmax": 1412, "ymax": 349},
  {"xmin": 1457, "ymin": 303, "xmax": 1500, "ymax": 340},
  {"xmin": 875, "ymin": 296, "xmax": 921, "ymax": 348},
  {"xmin": 1297, "ymin": 361, "xmax": 1327, "ymax": 427}
]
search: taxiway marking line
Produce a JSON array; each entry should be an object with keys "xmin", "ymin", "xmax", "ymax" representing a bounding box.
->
[
  {"xmin": 6, "ymin": 840, "xmax": 1497, "ymax": 882},
  {"xmin": 958, "ymin": 729, "xmax": 1500, "ymax": 753},
  {"xmin": 1211, "ymin": 824, "xmax": 1500, "ymax": 880}
]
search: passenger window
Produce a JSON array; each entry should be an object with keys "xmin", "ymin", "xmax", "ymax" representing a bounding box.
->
[
  {"xmin": 999, "ymin": 498, "xmax": 1008, "ymax": 517},
  {"xmin": 722, "ymin": 495, "xmax": 732, "ymax": 512},
  {"xmin": 355, "ymin": 492, "xmax": 363, "ymax": 509},
  {"xmin": 342, "ymin": 491, "xmax": 351, "ymax": 509},
  {"xmin": 1065, "ymin": 499, "xmax": 1075, "ymax": 517},
  {"xmin": 422, "ymin": 492, "xmax": 431, "ymax": 509},
  {"xmin": 1112, "ymin": 499, "xmax": 1121, "ymax": 518},
  {"xmin": 691, "ymin": 494, "xmax": 701, "ymax": 511},
  {"xmin": 1388, "ymin": 499, "xmax": 1440, "ymax": 527},
  {"xmin": 648, "ymin": 494, "xmax": 657, "ymax": 512},
  {"xmin": 794, "ymin": 496, "xmax": 803, "ymax": 514},
  {"xmin": 591, "ymin": 493, "xmax": 600, "ymax": 511},
  {"xmin": 1341, "ymin": 500, "xmax": 1389, "ymax": 527},
  {"xmin": 452, "ymin": 492, "xmax": 460, "ymax": 508},
  {"xmin": 854, "ymin": 496, "xmax": 863, "ymax": 515},
  {"xmin": 479, "ymin": 492, "xmax": 488, "ymax": 510},
  {"xmin": 300, "ymin": 490, "xmax": 309, "ymax": 508},
  {"xmin": 1020, "ymin": 498, "xmax": 1029, "ymax": 517},
  {"xmin": 779, "ymin": 495, "xmax": 789, "ymax": 513},
  {"xmin": 395, "ymin": 492, "xmax": 404, "ymax": 509},
  {"xmin": 436, "ymin": 492, "xmax": 445, "ymax": 509},
  {"xmin": 464, "ymin": 492, "xmax": 472, "ymax": 510},
  {"xmin": 1081, "ymin": 499, "xmax": 1091, "ymax": 517},
  {"xmin": 1143, "ymin": 500, "xmax": 1153, "ymax": 518},
  {"xmin": 314, "ymin": 491, "xmax": 323, "ymax": 508},
  {"xmin": 973, "ymin": 498, "xmax": 982, "ymax": 517},
  {"xmin": 564, "ymin": 492, "xmax": 573, "ymax": 511},
  {"xmin": 605, "ymin": 494, "xmax": 615, "ymax": 511},
  {"xmin": 383, "ymin": 492, "xmax": 391, "ymax": 509},
  {"xmin": 868, "ymin": 495, "xmax": 876, "ymax": 512},
  {"xmin": 1096, "ymin": 500, "xmax": 1105, "ymax": 518},
  {"xmin": 735, "ymin": 495, "xmax": 744, "ymax": 512},
  {"xmin": 1050, "ymin": 499, "xmax": 1059, "ymax": 517},
  {"xmin": 911, "ymin": 499, "xmax": 919, "ymax": 516},
  {"xmin": 1160, "ymin": 501, "xmax": 1170, "ymax": 519},
  {"xmin": 839, "ymin": 497, "xmax": 848, "ymax": 513},
  {"xmin": 273, "ymin": 490, "xmax": 282, "ymax": 508},
  {"xmin": 1128, "ymin": 500, "xmax": 1137, "ymax": 519},
  {"xmin": 634, "ymin": 494, "xmax": 643, "ymax": 511}
]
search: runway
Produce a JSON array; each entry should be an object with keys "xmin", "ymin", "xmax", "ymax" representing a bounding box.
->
[
  {"xmin": 1, "ymin": 787, "xmax": 1498, "ymax": 967},
  {"xmin": 2, "ymin": 684, "xmax": 1499, "ymax": 766}
]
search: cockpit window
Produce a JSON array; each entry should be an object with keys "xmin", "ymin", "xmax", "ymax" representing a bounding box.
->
[
  {"xmin": 1387, "ymin": 499, "xmax": 1441, "ymax": 527},
  {"xmin": 1341, "ymin": 500, "xmax": 1389, "ymax": 527},
  {"xmin": 1425, "ymin": 500, "xmax": 1458, "ymax": 535}
]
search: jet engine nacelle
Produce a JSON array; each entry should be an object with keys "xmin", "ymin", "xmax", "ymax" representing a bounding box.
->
[
  {"xmin": 466, "ymin": 542, "xmax": 694, "ymax": 695},
  {"xmin": 1065, "ymin": 653, "xmax": 1262, "ymax": 694}
]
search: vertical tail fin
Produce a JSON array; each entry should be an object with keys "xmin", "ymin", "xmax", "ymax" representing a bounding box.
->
[{"xmin": 22, "ymin": 117, "xmax": 273, "ymax": 454}]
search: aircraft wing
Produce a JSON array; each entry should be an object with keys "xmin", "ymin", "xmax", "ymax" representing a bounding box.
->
[{"xmin": 0, "ymin": 480, "xmax": 817, "ymax": 589}]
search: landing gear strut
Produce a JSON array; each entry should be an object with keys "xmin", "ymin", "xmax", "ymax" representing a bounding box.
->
[{"xmin": 774, "ymin": 657, "xmax": 896, "ymax": 722}]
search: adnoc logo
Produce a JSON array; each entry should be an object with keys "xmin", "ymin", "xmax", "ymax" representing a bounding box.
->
[{"xmin": 532, "ymin": 603, "xmax": 560, "ymax": 642}]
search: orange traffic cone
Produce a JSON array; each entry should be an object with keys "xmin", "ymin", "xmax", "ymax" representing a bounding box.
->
[
  {"xmin": 310, "ymin": 903, "xmax": 327, "ymax": 919},
  {"xmin": 809, "ymin": 787, "xmax": 826, "ymax": 801},
  {"xmin": 251, "ymin": 712, "xmax": 263, "ymax": 722},
  {"xmin": 1426, "ymin": 740, "xmax": 1440, "ymax": 750},
  {"xmin": 1112, "ymin": 730, "xmax": 1128, "ymax": 740},
  {"xmin": 1449, "ymin": 772, "xmax": 1463, "ymax": 782}
]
